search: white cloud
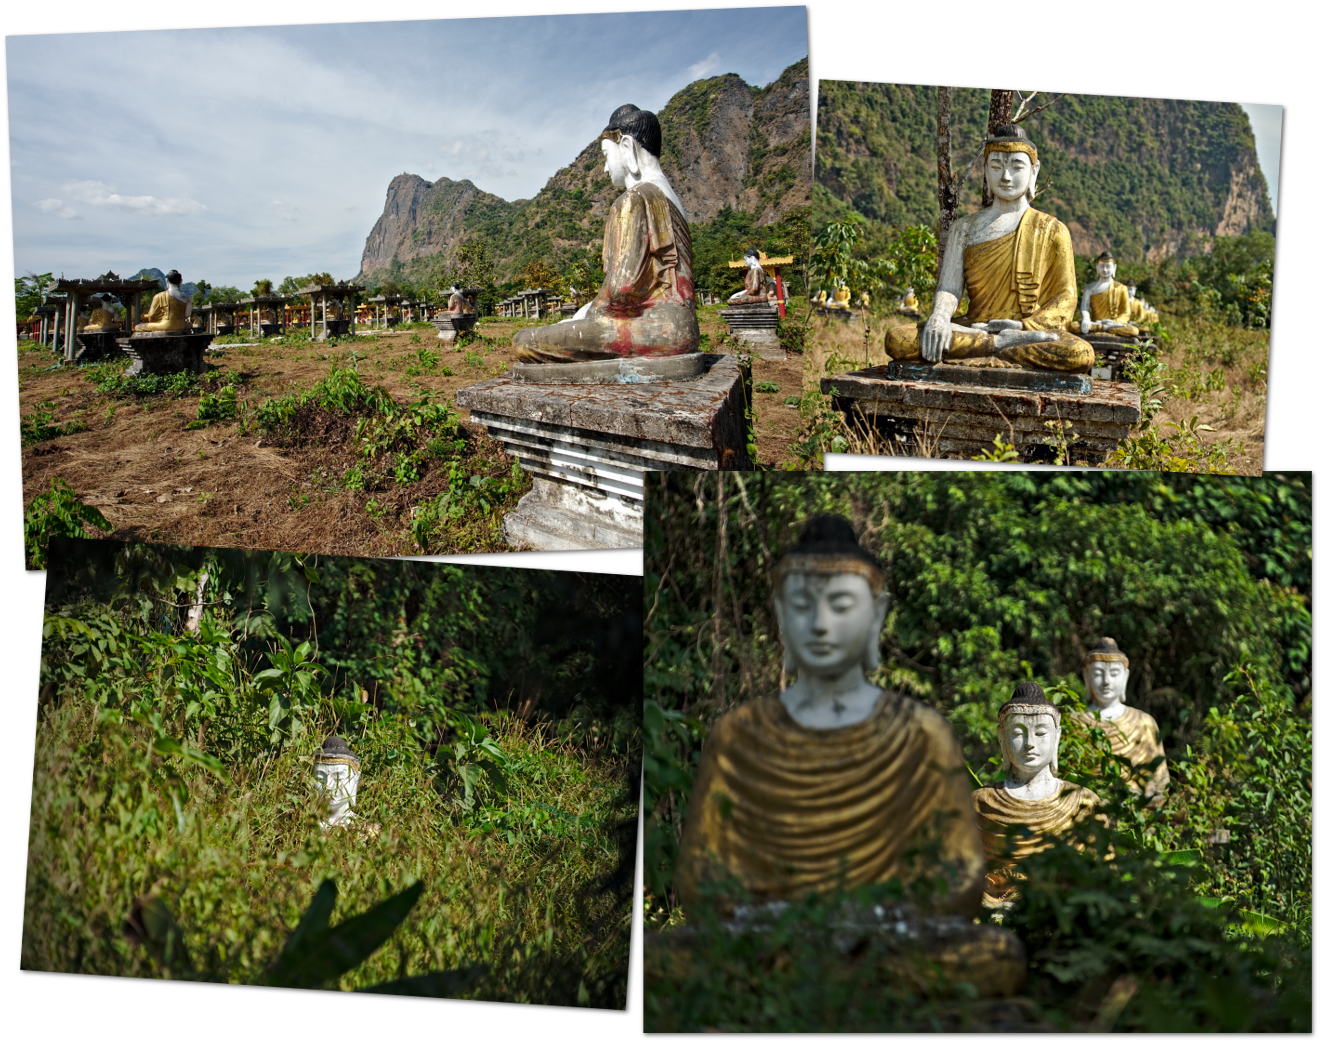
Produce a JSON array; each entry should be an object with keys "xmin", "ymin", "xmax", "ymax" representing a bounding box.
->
[
  {"xmin": 269, "ymin": 199, "xmax": 298, "ymax": 222},
  {"xmin": 64, "ymin": 180, "xmax": 206, "ymax": 216},
  {"xmin": 686, "ymin": 52, "xmax": 721, "ymax": 80},
  {"xmin": 36, "ymin": 198, "xmax": 78, "ymax": 219}
]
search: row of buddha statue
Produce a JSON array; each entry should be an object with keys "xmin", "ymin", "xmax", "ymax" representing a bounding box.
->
[{"xmin": 675, "ymin": 516, "xmax": 1169, "ymax": 983}]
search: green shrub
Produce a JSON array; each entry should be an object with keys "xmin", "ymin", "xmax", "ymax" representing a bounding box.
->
[{"xmin": 23, "ymin": 478, "xmax": 113, "ymax": 568}]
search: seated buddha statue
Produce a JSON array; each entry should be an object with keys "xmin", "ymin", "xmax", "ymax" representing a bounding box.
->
[
  {"xmin": 1072, "ymin": 637, "xmax": 1169, "ymax": 803},
  {"xmin": 1127, "ymin": 284, "xmax": 1158, "ymax": 327},
  {"xmin": 885, "ymin": 126, "xmax": 1094, "ymax": 374},
  {"xmin": 896, "ymin": 287, "xmax": 922, "ymax": 319},
  {"xmin": 1069, "ymin": 252, "xmax": 1140, "ymax": 337},
  {"xmin": 84, "ymin": 294, "xmax": 122, "ymax": 330},
  {"xmin": 825, "ymin": 283, "xmax": 852, "ymax": 310},
  {"xmin": 134, "ymin": 269, "xmax": 192, "ymax": 332},
  {"xmin": 514, "ymin": 105, "xmax": 698, "ymax": 362},
  {"xmin": 972, "ymin": 683, "xmax": 1104, "ymax": 907},
  {"xmin": 447, "ymin": 284, "xmax": 468, "ymax": 314},
  {"xmin": 813, "ymin": 288, "xmax": 829, "ymax": 307},
  {"xmin": 677, "ymin": 515, "xmax": 986, "ymax": 919},
  {"xmin": 726, "ymin": 248, "xmax": 771, "ymax": 305},
  {"xmin": 313, "ymin": 736, "xmax": 362, "ymax": 829}
]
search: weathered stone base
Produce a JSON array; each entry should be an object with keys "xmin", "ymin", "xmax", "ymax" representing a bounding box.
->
[
  {"xmin": 459, "ymin": 353, "xmax": 751, "ymax": 550},
  {"xmin": 823, "ymin": 366, "xmax": 1140, "ymax": 465},
  {"xmin": 120, "ymin": 332, "xmax": 216, "ymax": 377},
  {"xmin": 719, "ymin": 303, "xmax": 784, "ymax": 359},
  {"xmin": 215, "ymin": 324, "xmax": 235, "ymax": 336},
  {"xmin": 888, "ymin": 361, "xmax": 1091, "ymax": 394},
  {"xmin": 512, "ymin": 352, "xmax": 706, "ymax": 385},
  {"xmin": 74, "ymin": 330, "xmax": 126, "ymax": 363},
  {"xmin": 433, "ymin": 313, "xmax": 477, "ymax": 344},
  {"xmin": 814, "ymin": 306, "xmax": 858, "ymax": 323},
  {"xmin": 259, "ymin": 322, "xmax": 282, "ymax": 337},
  {"xmin": 317, "ymin": 319, "xmax": 351, "ymax": 341}
]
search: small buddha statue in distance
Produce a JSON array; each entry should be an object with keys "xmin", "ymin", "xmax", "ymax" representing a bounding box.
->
[
  {"xmin": 825, "ymin": 282, "xmax": 852, "ymax": 310},
  {"xmin": 84, "ymin": 293, "xmax": 122, "ymax": 330},
  {"xmin": 726, "ymin": 248, "xmax": 771, "ymax": 306},
  {"xmin": 447, "ymin": 284, "xmax": 467, "ymax": 314},
  {"xmin": 1069, "ymin": 252, "xmax": 1140, "ymax": 337},
  {"xmin": 134, "ymin": 269, "xmax": 192, "ymax": 332},
  {"xmin": 1075, "ymin": 636, "xmax": 1170, "ymax": 802},
  {"xmin": 896, "ymin": 286, "xmax": 922, "ymax": 319},
  {"xmin": 313, "ymin": 736, "xmax": 362, "ymax": 829},
  {"xmin": 972, "ymin": 683, "xmax": 1104, "ymax": 907},
  {"xmin": 676, "ymin": 514, "xmax": 986, "ymax": 918},
  {"xmin": 885, "ymin": 125, "xmax": 1094, "ymax": 374},
  {"xmin": 513, "ymin": 104, "xmax": 699, "ymax": 363}
]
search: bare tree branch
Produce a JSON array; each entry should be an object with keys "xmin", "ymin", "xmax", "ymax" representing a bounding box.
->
[{"xmin": 1011, "ymin": 92, "xmax": 1069, "ymax": 126}]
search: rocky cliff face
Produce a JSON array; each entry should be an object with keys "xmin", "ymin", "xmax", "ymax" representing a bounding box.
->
[{"xmin": 356, "ymin": 57, "xmax": 808, "ymax": 283}]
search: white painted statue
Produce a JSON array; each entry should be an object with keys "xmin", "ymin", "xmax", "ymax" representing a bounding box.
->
[
  {"xmin": 448, "ymin": 284, "xmax": 467, "ymax": 314},
  {"xmin": 1072, "ymin": 251, "xmax": 1139, "ymax": 336},
  {"xmin": 312, "ymin": 736, "xmax": 361, "ymax": 828},
  {"xmin": 1079, "ymin": 636, "xmax": 1169, "ymax": 800}
]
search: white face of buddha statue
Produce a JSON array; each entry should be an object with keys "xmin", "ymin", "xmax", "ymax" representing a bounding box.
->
[
  {"xmin": 777, "ymin": 571, "xmax": 884, "ymax": 679},
  {"xmin": 313, "ymin": 762, "xmax": 359, "ymax": 823},
  {"xmin": 1086, "ymin": 659, "xmax": 1129, "ymax": 711},
  {"xmin": 1001, "ymin": 711, "xmax": 1060, "ymax": 781},
  {"xmin": 1097, "ymin": 259, "xmax": 1117, "ymax": 280},
  {"xmin": 602, "ymin": 136, "xmax": 638, "ymax": 189},
  {"xmin": 985, "ymin": 150, "xmax": 1038, "ymax": 205}
]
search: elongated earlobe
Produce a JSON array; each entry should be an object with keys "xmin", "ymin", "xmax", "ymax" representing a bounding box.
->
[
  {"xmin": 774, "ymin": 596, "xmax": 797, "ymax": 675},
  {"xmin": 865, "ymin": 591, "xmax": 891, "ymax": 673}
]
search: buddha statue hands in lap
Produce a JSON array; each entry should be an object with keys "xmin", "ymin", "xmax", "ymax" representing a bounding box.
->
[
  {"xmin": 134, "ymin": 269, "xmax": 192, "ymax": 332},
  {"xmin": 1075, "ymin": 637, "xmax": 1169, "ymax": 802},
  {"xmin": 84, "ymin": 293, "xmax": 122, "ymax": 330},
  {"xmin": 1070, "ymin": 252, "xmax": 1141, "ymax": 337},
  {"xmin": 886, "ymin": 125, "xmax": 1094, "ymax": 374},
  {"xmin": 973, "ymin": 683, "xmax": 1104, "ymax": 907},
  {"xmin": 726, "ymin": 248, "xmax": 771, "ymax": 305},
  {"xmin": 513, "ymin": 104, "xmax": 698, "ymax": 362}
]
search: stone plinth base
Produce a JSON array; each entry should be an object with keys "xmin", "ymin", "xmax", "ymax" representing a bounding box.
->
[
  {"xmin": 317, "ymin": 320, "xmax": 351, "ymax": 341},
  {"xmin": 512, "ymin": 352, "xmax": 705, "ymax": 385},
  {"xmin": 1084, "ymin": 333, "xmax": 1154, "ymax": 382},
  {"xmin": 719, "ymin": 303, "xmax": 784, "ymax": 359},
  {"xmin": 259, "ymin": 322, "xmax": 281, "ymax": 338},
  {"xmin": 459, "ymin": 354, "xmax": 751, "ymax": 550},
  {"xmin": 432, "ymin": 313, "xmax": 477, "ymax": 344},
  {"xmin": 120, "ymin": 331, "xmax": 216, "ymax": 377},
  {"xmin": 888, "ymin": 361, "xmax": 1092, "ymax": 395},
  {"xmin": 814, "ymin": 306, "xmax": 857, "ymax": 324},
  {"xmin": 74, "ymin": 330, "xmax": 126, "ymax": 363},
  {"xmin": 646, "ymin": 903, "xmax": 1026, "ymax": 1000},
  {"xmin": 823, "ymin": 366, "xmax": 1140, "ymax": 465},
  {"xmin": 215, "ymin": 324, "xmax": 235, "ymax": 336}
]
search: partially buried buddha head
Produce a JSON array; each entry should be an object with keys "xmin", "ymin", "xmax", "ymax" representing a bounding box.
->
[
  {"xmin": 998, "ymin": 681, "xmax": 1061, "ymax": 779},
  {"xmin": 983, "ymin": 124, "xmax": 1040, "ymax": 204},
  {"xmin": 1083, "ymin": 636, "xmax": 1130, "ymax": 710},
  {"xmin": 772, "ymin": 514, "xmax": 889, "ymax": 678},
  {"xmin": 313, "ymin": 735, "xmax": 361, "ymax": 824}
]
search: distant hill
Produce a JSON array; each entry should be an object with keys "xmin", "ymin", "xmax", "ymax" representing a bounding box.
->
[
  {"xmin": 130, "ymin": 267, "xmax": 200, "ymax": 297},
  {"xmin": 813, "ymin": 84, "xmax": 1275, "ymax": 263},
  {"xmin": 357, "ymin": 57, "xmax": 810, "ymax": 287}
]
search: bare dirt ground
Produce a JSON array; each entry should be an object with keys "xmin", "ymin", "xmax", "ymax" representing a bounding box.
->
[
  {"xmin": 19, "ymin": 308, "xmax": 804, "ymax": 564},
  {"xmin": 806, "ymin": 311, "xmax": 1266, "ymax": 475}
]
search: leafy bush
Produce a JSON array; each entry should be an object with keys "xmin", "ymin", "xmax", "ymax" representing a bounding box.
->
[
  {"xmin": 24, "ymin": 478, "xmax": 113, "ymax": 568},
  {"xmin": 20, "ymin": 406, "xmax": 88, "ymax": 445}
]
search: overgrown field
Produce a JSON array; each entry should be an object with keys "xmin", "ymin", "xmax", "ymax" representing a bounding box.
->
[
  {"xmin": 18, "ymin": 306, "xmax": 804, "ymax": 566},
  {"xmin": 26, "ymin": 546, "xmax": 640, "ymax": 1006},
  {"xmin": 801, "ymin": 309, "xmax": 1267, "ymax": 473},
  {"xmin": 643, "ymin": 471, "xmax": 1310, "ymax": 1030}
]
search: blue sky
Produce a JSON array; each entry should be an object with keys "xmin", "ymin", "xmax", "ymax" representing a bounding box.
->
[
  {"xmin": 1242, "ymin": 104, "xmax": 1282, "ymax": 212},
  {"xmin": 7, "ymin": 8, "xmax": 807, "ymax": 288}
]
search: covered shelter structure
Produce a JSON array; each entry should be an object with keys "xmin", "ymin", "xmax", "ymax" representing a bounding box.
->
[
  {"xmin": 49, "ymin": 272, "xmax": 161, "ymax": 361},
  {"xmin": 367, "ymin": 294, "xmax": 403, "ymax": 329},
  {"xmin": 241, "ymin": 294, "xmax": 287, "ymax": 337},
  {"xmin": 300, "ymin": 282, "xmax": 358, "ymax": 340},
  {"xmin": 200, "ymin": 301, "xmax": 244, "ymax": 335},
  {"xmin": 728, "ymin": 252, "xmax": 794, "ymax": 319}
]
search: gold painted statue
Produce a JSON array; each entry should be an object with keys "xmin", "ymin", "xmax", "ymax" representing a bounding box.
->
[
  {"xmin": 134, "ymin": 269, "xmax": 192, "ymax": 332},
  {"xmin": 825, "ymin": 283, "xmax": 852, "ymax": 310},
  {"xmin": 973, "ymin": 683, "xmax": 1104, "ymax": 907},
  {"xmin": 513, "ymin": 105, "xmax": 698, "ymax": 362},
  {"xmin": 677, "ymin": 515, "xmax": 986, "ymax": 919},
  {"xmin": 885, "ymin": 125, "xmax": 1093, "ymax": 374},
  {"xmin": 84, "ymin": 295, "xmax": 121, "ymax": 330},
  {"xmin": 1069, "ymin": 251, "xmax": 1140, "ymax": 337},
  {"xmin": 896, "ymin": 287, "xmax": 922, "ymax": 319},
  {"xmin": 1073, "ymin": 637, "xmax": 1169, "ymax": 802}
]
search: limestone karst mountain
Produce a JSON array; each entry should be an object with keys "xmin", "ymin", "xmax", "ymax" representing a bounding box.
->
[
  {"xmin": 813, "ymin": 83, "xmax": 1276, "ymax": 263},
  {"xmin": 356, "ymin": 57, "xmax": 809, "ymax": 287}
]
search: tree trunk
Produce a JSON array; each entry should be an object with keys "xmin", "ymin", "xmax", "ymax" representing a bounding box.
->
[
  {"xmin": 936, "ymin": 87, "xmax": 959, "ymax": 274},
  {"xmin": 981, "ymin": 90, "xmax": 1017, "ymax": 207}
]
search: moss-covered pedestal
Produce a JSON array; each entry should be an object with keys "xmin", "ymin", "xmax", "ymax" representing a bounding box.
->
[{"xmin": 120, "ymin": 330, "xmax": 215, "ymax": 377}]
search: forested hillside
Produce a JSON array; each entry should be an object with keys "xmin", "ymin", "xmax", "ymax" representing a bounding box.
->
[{"xmin": 813, "ymin": 84, "xmax": 1275, "ymax": 263}]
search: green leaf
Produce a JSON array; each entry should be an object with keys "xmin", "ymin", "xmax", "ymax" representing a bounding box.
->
[
  {"xmin": 266, "ymin": 880, "xmax": 425, "ymax": 989},
  {"xmin": 357, "ymin": 965, "xmax": 486, "ymax": 998}
]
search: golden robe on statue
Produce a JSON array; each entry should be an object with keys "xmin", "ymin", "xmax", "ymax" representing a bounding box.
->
[
  {"xmin": 1071, "ymin": 707, "xmax": 1170, "ymax": 800},
  {"xmin": 972, "ymin": 780, "xmax": 1104, "ymax": 905},
  {"xmin": 676, "ymin": 694, "xmax": 986, "ymax": 919},
  {"xmin": 513, "ymin": 181, "xmax": 698, "ymax": 361},
  {"xmin": 1069, "ymin": 282, "xmax": 1140, "ymax": 336},
  {"xmin": 885, "ymin": 209, "xmax": 1094, "ymax": 373},
  {"xmin": 135, "ymin": 290, "xmax": 189, "ymax": 331}
]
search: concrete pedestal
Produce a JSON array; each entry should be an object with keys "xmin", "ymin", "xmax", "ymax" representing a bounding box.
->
[
  {"xmin": 74, "ymin": 329, "xmax": 126, "ymax": 363},
  {"xmin": 823, "ymin": 362, "xmax": 1140, "ymax": 465},
  {"xmin": 120, "ymin": 331, "xmax": 215, "ymax": 377},
  {"xmin": 317, "ymin": 319, "xmax": 351, "ymax": 341},
  {"xmin": 259, "ymin": 322, "xmax": 282, "ymax": 338},
  {"xmin": 215, "ymin": 324, "xmax": 235, "ymax": 336},
  {"xmin": 719, "ymin": 302, "xmax": 784, "ymax": 359},
  {"xmin": 432, "ymin": 312, "xmax": 477, "ymax": 345},
  {"xmin": 1084, "ymin": 333, "xmax": 1153, "ymax": 382},
  {"xmin": 814, "ymin": 306, "xmax": 858, "ymax": 324},
  {"xmin": 458, "ymin": 353, "xmax": 751, "ymax": 550}
]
